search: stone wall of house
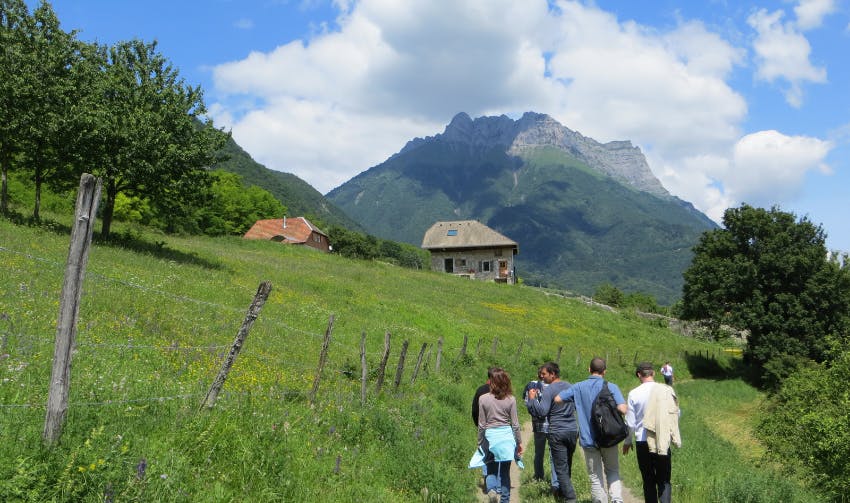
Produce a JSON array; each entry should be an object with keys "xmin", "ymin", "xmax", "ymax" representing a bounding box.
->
[{"xmin": 429, "ymin": 248, "xmax": 515, "ymax": 284}]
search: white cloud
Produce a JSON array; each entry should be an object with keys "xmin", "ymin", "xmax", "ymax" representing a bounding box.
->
[
  {"xmin": 794, "ymin": 0, "xmax": 836, "ymax": 30},
  {"xmin": 748, "ymin": 8, "xmax": 827, "ymax": 107},
  {"xmin": 728, "ymin": 130, "xmax": 832, "ymax": 204},
  {"xmin": 208, "ymin": 0, "xmax": 833, "ymax": 228}
]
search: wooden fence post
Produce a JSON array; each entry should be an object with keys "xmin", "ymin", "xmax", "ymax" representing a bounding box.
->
[
  {"xmin": 201, "ymin": 281, "xmax": 272, "ymax": 410},
  {"xmin": 44, "ymin": 174, "xmax": 102, "ymax": 445},
  {"xmin": 423, "ymin": 343, "xmax": 433, "ymax": 373},
  {"xmin": 556, "ymin": 346, "xmax": 562, "ymax": 364},
  {"xmin": 393, "ymin": 340, "xmax": 409, "ymax": 392},
  {"xmin": 375, "ymin": 332, "xmax": 391, "ymax": 395},
  {"xmin": 475, "ymin": 337, "xmax": 482, "ymax": 357},
  {"xmin": 491, "ymin": 338, "xmax": 499, "ymax": 357},
  {"xmin": 515, "ymin": 341, "xmax": 524, "ymax": 362},
  {"xmin": 411, "ymin": 342, "xmax": 427, "ymax": 384},
  {"xmin": 308, "ymin": 315, "xmax": 335, "ymax": 406},
  {"xmin": 435, "ymin": 337, "xmax": 443, "ymax": 373},
  {"xmin": 360, "ymin": 331, "xmax": 368, "ymax": 405}
]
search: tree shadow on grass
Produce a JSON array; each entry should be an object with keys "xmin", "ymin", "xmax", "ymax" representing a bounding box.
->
[
  {"xmin": 3, "ymin": 213, "xmax": 225, "ymax": 271},
  {"xmin": 95, "ymin": 232, "xmax": 226, "ymax": 271},
  {"xmin": 684, "ymin": 351, "xmax": 751, "ymax": 381}
]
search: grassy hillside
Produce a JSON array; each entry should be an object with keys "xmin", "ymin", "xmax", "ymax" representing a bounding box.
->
[{"xmin": 0, "ymin": 215, "xmax": 819, "ymax": 502}]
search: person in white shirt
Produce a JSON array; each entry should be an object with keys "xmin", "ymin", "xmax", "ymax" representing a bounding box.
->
[
  {"xmin": 660, "ymin": 362, "xmax": 673, "ymax": 386},
  {"xmin": 623, "ymin": 362, "xmax": 680, "ymax": 503}
]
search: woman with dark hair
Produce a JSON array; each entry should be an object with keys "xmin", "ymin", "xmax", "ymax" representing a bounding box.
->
[{"xmin": 476, "ymin": 367, "xmax": 523, "ymax": 503}]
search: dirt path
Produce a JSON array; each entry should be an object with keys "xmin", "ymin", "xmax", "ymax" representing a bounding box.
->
[
  {"xmin": 475, "ymin": 421, "xmax": 641, "ymax": 503},
  {"xmin": 474, "ymin": 421, "xmax": 532, "ymax": 503}
]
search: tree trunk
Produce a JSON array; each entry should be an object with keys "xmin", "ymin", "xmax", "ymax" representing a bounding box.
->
[{"xmin": 101, "ymin": 181, "xmax": 117, "ymax": 238}]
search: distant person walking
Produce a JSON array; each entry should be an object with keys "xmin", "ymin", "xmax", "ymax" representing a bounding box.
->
[
  {"xmin": 526, "ymin": 362, "xmax": 578, "ymax": 503},
  {"xmin": 623, "ymin": 362, "xmax": 681, "ymax": 503},
  {"xmin": 475, "ymin": 368, "xmax": 523, "ymax": 503},
  {"xmin": 523, "ymin": 366, "xmax": 559, "ymax": 493},
  {"xmin": 660, "ymin": 362, "xmax": 674, "ymax": 386},
  {"xmin": 555, "ymin": 357, "xmax": 627, "ymax": 503}
]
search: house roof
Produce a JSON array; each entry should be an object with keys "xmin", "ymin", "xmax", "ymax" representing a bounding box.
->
[
  {"xmin": 421, "ymin": 220, "xmax": 518, "ymax": 251},
  {"xmin": 243, "ymin": 217, "xmax": 327, "ymax": 244}
]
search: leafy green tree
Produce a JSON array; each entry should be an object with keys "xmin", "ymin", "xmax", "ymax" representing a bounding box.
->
[
  {"xmin": 0, "ymin": 0, "xmax": 30, "ymax": 214},
  {"xmin": 1, "ymin": 1, "xmax": 80, "ymax": 217},
  {"xmin": 681, "ymin": 204, "xmax": 850, "ymax": 386},
  {"xmin": 623, "ymin": 292, "xmax": 662, "ymax": 314},
  {"xmin": 594, "ymin": 283, "xmax": 624, "ymax": 307},
  {"xmin": 196, "ymin": 170, "xmax": 285, "ymax": 236},
  {"xmin": 758, "ymin": 348, "xmax": 850, "ymax": 500},
  {"xmin": 75, "ymin": 39, "xmax": 228, "ymax": 237}
]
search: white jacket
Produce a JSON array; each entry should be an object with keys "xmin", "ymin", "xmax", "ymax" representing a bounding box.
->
[{"xmin": 643, "ymin": 383, "xmax": 681, "ymax": 455}]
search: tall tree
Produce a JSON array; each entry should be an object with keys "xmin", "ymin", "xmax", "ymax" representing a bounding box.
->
[
  {"xmin": 77, "ymin": 39, "xmax": 228, "ymax": 237},
  {"xmin": 681, "ymin": 204, "xmax": 850, "ymax": 387},
  {"xmin": 17, "ymin": 2, "xmax": 80, "ymax": 220},
  {"xmin": 0, "ymin": 0, "xmax": 31, "ymax": 214}
]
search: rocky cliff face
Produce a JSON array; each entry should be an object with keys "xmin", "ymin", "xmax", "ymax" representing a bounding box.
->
[{"xmin": 401, "ymin": 111, "xmax": 669, "ymax": 198}]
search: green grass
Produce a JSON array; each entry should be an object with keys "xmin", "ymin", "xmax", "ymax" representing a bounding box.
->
[{"xmin": 0, "ymin": 213, "xmax": 822, "ymax": 501}]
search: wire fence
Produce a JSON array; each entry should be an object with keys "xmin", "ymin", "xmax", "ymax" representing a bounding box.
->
[{"xmin": 1, "ymin": 244, "xmax": 725, "ymax": 418}]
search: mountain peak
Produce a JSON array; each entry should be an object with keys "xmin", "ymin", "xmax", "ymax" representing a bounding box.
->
[{"xmin": 405, "ymin": 112, "xmax": 669, "ymax": 197}]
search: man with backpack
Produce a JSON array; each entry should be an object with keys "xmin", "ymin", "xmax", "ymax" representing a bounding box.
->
[{"xmin": 554, "ymin": 357, "xmax": 627, "ymax": 503}]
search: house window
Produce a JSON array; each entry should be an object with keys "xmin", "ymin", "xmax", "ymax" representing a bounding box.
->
[
  {"xmin": 447, "ymin": 229, "xmax": 458, "ymax": 236},
  {"xmin": 478, "ymin": 261, "xmax": 491, "ymax": 272},
  {"xmin": 458, "ymin": 258, "xmax": 467, "ymax": 268}
]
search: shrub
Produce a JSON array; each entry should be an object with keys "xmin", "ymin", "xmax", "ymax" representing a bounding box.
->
[{"xmin": 758, "ymin": 351, "xmax": 850, "ymax": 500}]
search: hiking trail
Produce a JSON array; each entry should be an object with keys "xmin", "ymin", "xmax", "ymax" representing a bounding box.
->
[{"xmin": 475, "ymin": 421, "xmax": 640, "ymax": 502}]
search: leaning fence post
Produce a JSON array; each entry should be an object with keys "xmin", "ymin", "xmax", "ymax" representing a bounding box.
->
[
  {"xmin": 201, "ymin": 281, "xmax": 272, "ymax": 410},
  {"xmin": 44, "ymin": 174, "xmax": 102, "ymax": 445},
  {"xmin": 491, "ymin": 338, "xmax": 499, "ymax": 357},
  {"xmin": 360, "ymin": 331, "xmax": 368, "ymax": 405},
  {"xmin": 393, "ymin": 340, "xmax": 409, "ymax": 392},
  {"xmin": 308, "ymin": 315, "xmax": 335, "ymax": 406},
  {"xmin": 556, "ymin": 346, "xmax": 563, "ymax": 364},
  {"xmin": 375, "ymin": 332, "xmax": 391, "ymax": 395},
  {"xmin": 411, "ymin": 342, "xmax": 427, "ymax": 384}
]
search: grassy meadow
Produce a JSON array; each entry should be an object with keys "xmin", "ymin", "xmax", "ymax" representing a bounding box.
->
[{"xmin": 0, "ymin": 214, "xmax": 821, "ymax": 502}]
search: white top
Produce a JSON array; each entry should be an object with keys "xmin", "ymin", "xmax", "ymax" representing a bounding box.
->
[
  {"xmin": 660, "ymin": 364, "xmax": 673, "ymax": 377},
  {"xmin": 625, "ymin": 381, "xmax": 658, "ymax": 442}
]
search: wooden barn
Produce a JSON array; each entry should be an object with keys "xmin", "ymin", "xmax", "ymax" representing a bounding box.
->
[{"xmin": 244, "ymin": 217, "xmax": 330, "ymax": 253}]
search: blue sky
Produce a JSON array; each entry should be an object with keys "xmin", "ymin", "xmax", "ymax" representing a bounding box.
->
[{"xmin": 34, "ymin": 0, "xmax": 850, "ymax": 253}]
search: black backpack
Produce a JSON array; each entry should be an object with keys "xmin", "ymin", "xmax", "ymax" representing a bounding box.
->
[{"xmin": 591, "ymin": 381, "xmax": 629, "ymax": 448}]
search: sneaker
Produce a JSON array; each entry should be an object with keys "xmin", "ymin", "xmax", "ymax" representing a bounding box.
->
[{"xmin": 487, "ymin": 489, "xmax": 498, "ymax": 503}]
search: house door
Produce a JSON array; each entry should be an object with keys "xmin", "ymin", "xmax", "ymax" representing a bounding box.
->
[
  {"xmin": 498, "ymin": 260, "xmax": 508, "ymax": 278},
  {"xmin": 444, "ymin": 258, "xmax": 454, "ymax": 273}
]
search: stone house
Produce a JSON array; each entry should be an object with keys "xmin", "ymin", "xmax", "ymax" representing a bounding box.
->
[
  {"xmin": 243, "ymin": 217, "xmax": 330, "ymax": 252},
  {"xmin": 421, "ymin": 220, "xmax": 518, "ymax": 284}
]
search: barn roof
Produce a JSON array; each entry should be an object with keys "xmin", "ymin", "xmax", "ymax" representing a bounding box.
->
[
  {"xmin": 421, "ymin": 220, "xmax": 518, "ymax": 251},
  {"xmin": 244, "ymin": 217, "xmax": 327, "ymax": 244}
]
